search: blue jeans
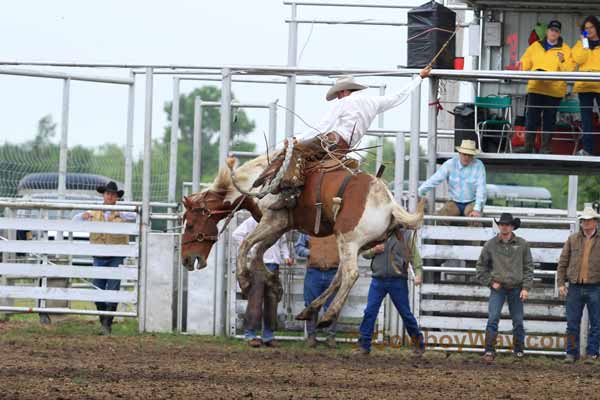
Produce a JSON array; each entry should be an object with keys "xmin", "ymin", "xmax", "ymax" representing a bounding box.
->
[
  {"xmin": 454, "ymin": 201, "xmax": 472, "ymax": 216},
  {"xmin": 485, "ymin": 287, "xmax": 525, "ymax": 352},
  {"xmin": 526, "ymin": 93, "xmax": 561, "ymax": 148},
  {"xmin": 578, "ymin": 92, "xmax": 600, "ymax": 154},
  {"xmin": 565, "ymin": 284, "xmax": 600, "ymax": 357},
  {"xmin": 245, "ymin": 263, "xmax": 279, "ymax": 342},
  {"xmin": 358, "ymin": 277, "xmax": 423, "ymax": 352},
  {"xmin": 92, "ymin": 256, "xmax": 124, "ymax": 310},
  {"xmin": 304, "ymin": 268, "xmax": 338, "ymax": 337}
]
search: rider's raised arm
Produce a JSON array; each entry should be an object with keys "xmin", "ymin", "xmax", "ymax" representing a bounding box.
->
[{"xmin": 371, "ymin": 75, "xmax": 424, "ymax": 114}]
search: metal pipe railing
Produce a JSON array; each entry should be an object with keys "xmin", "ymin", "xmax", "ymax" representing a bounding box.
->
[
  {"xmin": 423, "ymin": 215, "xmax": 576, "ymax": 225},
  {"xmin": 0, "ymin": 197, "xmax": 177, "ymax": 208},
  {"xmin": 285, "ymin": 19, "xmax": 470, "ymax": 28},
  {"xmin": 282, "ymin": 1, "xmax": 469, "ymax": 10},
  {"xmin": 3, "ymin": 63, "xmax": 600, "ymax": 82},
  {"xmin": 0, "ymin": 306, "xmax": 136, "ymax": 318},
  {"xmin": 0, "ymin": 200, "xmax": 138, "ymax": 212},
  {"xmin": 422, "ymin": 266, "xmax": 556, "ymax": 277},
  {"xmin": 0, "ymin": 67, "xmax": 134, "ymax": 85}
]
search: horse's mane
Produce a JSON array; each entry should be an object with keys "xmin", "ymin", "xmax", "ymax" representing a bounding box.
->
[{"xmin": 191, "ymin": 154, "xmax": 270, "ymax": 201}]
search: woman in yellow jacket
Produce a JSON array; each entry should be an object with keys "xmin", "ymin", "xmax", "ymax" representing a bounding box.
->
[
  {"xmin": 572, "ymin": 16, "xmax": 600, "ymax": 156},
  {"xmin": 517, "ymin": 20, "xmax": 575, "ymax": 153}
]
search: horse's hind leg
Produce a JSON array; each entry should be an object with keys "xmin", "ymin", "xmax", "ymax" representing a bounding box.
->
[
  {"xmin": 295, "ymin": 267, "xmax": 342, "ymax": 321},
  {"xmin": 316, "ymin": 236, "xmax": 359, "ymax": 328}
]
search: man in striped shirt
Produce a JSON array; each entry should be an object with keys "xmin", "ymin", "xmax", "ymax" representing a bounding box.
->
[{"xmin": 418, "ymin": 139, "xmax": 487, "ymax": 217}]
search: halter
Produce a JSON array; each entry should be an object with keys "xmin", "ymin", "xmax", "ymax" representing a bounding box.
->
[{"xmin": 181, "ymin": 190, "xmax": 247, "ymax": 246}]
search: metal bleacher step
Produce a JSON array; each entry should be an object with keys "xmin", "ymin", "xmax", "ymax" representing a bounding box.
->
[{"xmin": 436, "ymin": 152, "xmax": 600, "ymax": 175}]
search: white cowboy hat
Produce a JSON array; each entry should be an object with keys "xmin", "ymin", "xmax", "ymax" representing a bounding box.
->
[
  {"xmin": 578, "ymin": 207, "xmax": 600, "ymax": 220},
  {"xmin": 325, "ymin": 75, "xmax": 368, "ymax": 101},
  {"xmin": 455, "ymin": 139, "xmax": 480, "ymax": 156}
]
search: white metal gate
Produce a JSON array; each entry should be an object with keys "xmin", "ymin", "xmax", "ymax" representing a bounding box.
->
[
  {"xmin": 0, "ymin": 200, "xmax": 140, "ymax": 318},
  {"xmin": 416, "ymin": 215, "xmax": 577, "ymax": 355}
]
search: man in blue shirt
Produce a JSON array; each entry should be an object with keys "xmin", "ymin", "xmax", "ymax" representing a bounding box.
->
[{"xmin": 418, "ymin": 139, "xmax": 487, "ymax": 218}]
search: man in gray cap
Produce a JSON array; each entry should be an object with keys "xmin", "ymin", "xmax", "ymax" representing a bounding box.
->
[
  {"xmin": 256, "ymin": 66, "xmax": 431, "ymax": 209},
  {"xmin": 558, "ymin": 207, "xmax": 600, "ymax": 363}
]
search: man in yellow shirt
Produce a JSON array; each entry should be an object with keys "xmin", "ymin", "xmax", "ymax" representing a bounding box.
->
[{"xmin": 516, "ymin": 20, "xmax": 575, "ymax": 154}]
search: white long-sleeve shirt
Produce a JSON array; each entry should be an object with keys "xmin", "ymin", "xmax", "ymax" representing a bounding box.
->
[
  {"xmin": 232, "ymin": 217, "xmax": 290, "ymax": 266},
  {"xmin": 296, "ymin": 76, "xmax": 423, "ymax": 147}
]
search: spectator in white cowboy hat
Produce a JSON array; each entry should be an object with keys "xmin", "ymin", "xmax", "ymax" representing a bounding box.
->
[
  {"xmin": 73, "ymin": 181, "xmax": 136, "ymax": 335},
  {"xmin": 558, "ymin": 206, "xmax": 600, "ymax": 363},
  {"xmin": 418, "ymin": 139, "xmax": 487, "ymax": 218},
  {"xmin": 476, "ymin": 213, "xmax": 533, "ymax": 362}
]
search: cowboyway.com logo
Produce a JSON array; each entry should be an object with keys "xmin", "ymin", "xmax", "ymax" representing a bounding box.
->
[{"xmin": 363, "ymin": 329, "xmax": 568, "ymax": 351}]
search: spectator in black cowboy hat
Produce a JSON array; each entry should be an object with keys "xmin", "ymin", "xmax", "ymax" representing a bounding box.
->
[
  {"xmin": 476, "ymin": 213, "xmax": 534, "ymax": 362},
  {"xmin": 73, "ymin": 181, "xmax": 136, "ymax": 335}
]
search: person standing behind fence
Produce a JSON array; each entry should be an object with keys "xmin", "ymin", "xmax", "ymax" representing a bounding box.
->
[
  {"xmin": 295, "ymin": 234, "xmax": 339, "ymax": 348},
  {"xmin": 418, "ymin": 139, "xmax": 487, "ymax": 218},
  {"xmin": 516, "ymin": 20, "xmax": 575, "ymax": 154},
  {"xmin": 73, "ymin": 181, "xmax": 136, "ymax": 335},
  {"xmin": 557, "ymin": 207, "xmax": 600, "ymax": 363},
  {"xmin": 476, "ymin": 213, "xmax": 533, "ymax": 362},
  {"xmin": 357, "ymin": 228, "xmax": 424, "ymax": 356},
  {"xmin": 572, "ymin": 16, "xmax": 600, "ymax": 156},
  {"xmin": 232, "ymin": 217, "xmax": 293, "ymax": 348}
]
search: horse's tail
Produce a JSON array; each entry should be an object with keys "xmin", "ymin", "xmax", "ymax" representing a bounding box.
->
[{"xmin": 391, "ymin": 198, "xmax": 425, "ymax": 229}]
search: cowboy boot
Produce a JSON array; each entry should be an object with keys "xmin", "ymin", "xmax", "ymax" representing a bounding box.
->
[
  {"xmin": 483, "ymin": 330, "xmax": 497, "ymax": 361},
  {"xmin": 269, "ymin": 187, "xmax": 300, "ymax": 210},
  {"xmin": 96, "ymin": 303, "xmax": 107, "ymax": 334},
  {"xmin": 100, "ymin": 304, "xmax": 114, "ymax": 335},
  {"xmin": 411, "ymin": 335, "xmax": 425, "ymax": 357},
  {"xmin": 307, "ymin": 335, "xmax": 318, "ymax": 348},
  {"xmin": 106, "ymin": 303, "xmax": 119, "ymax": 334}
]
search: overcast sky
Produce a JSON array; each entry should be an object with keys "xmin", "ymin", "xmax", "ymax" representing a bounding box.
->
[{"xmin": 0, "ymin": 0, "xmax": 470, "ymax": 161}]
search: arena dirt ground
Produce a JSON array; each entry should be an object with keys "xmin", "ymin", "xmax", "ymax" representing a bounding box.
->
[{"xmin": 1, "ymin": 318, "xmax": 599, "ymax": 400}]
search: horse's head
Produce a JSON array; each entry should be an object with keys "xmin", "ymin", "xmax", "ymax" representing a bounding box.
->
[
  {"xmin": 180, "ymin": 159, "xmax": 262, "ymax": 271},
  {"xmin": 181, "ymin": 191, "xmax": 231, "ymax": 270}
]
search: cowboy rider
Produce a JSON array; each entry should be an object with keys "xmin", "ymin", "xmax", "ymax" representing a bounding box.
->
[{"xmin": 256, "ymin": 67, "xmax": 432, "ymax": 209}]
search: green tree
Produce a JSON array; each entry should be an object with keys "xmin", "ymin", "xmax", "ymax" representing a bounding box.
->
[
  {"xmin": 30, "ymin": 114, "xmax": 57, "ymax": 151},
  {"xmin": 575, "ymin": 176, "xmax": 600, "ymax": 208},
  {"xmin": 361, "ymin": 138, "xmax": 427, "ymax": 185},
  {"xmin": 163, "ymin": 86, "xmax": 256, "ymax": 199}
]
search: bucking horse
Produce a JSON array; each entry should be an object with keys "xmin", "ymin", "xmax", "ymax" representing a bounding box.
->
[{"xmin": 181, "ymin": 140, "xmax": 424, "ymax": 328}]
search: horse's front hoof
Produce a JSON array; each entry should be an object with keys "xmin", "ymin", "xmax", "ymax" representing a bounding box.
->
[
  {"xmin": 295, "ymin": 307, "xmax": 315, "ymax": 321},
  {"xmin": 238, "ymin": 274, "xmax": 251, "ymax": 293}
]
